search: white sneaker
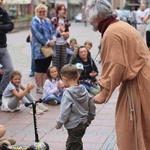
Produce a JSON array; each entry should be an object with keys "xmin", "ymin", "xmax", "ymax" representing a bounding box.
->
[
  {"xmin": 30, "ymin": 107, "xmax": 43, "ymax": 115},
  {"xmin": 36, "ymin": 88, "xmax": 43, "ymax": 94},
  {"xmin": 37, "ymin": 104, "xmax": 48, "ymax": 112}
]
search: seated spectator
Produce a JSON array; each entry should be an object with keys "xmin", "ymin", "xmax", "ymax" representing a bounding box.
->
[
  {"xmin": 1, "ymin": 71, "xmax": 48, "ymax": 115},
  {"xmin": 84, "ymin": 41, "xmax": 92, "ymax": 57},
  {"xmin": 72, "ymin": 46, "xmax": 100, "ymax": 95},
  {"xmin": 69, "ymin": 44, "xmax": 79, "ymax": 64},
  {"xmin": 66, "ymin": 38, "xmax": 77, "ymax": 63},
  {"xmin": 43, "ymin": 66, "xmax": 65, "ymax": 105}
]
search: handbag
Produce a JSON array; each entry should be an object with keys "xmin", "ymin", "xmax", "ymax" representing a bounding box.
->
[
  {"xmin": 41, "ymin": 46, "xmax": 54, "ymax": 58},
  {"xmin": 26, "ymin": 35, "xmax": 30, "ymax": 43}
]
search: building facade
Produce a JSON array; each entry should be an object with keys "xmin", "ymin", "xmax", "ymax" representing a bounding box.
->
[{"xmin": 2, "ymin": 0, "xmax": 150, "ymax": 20}]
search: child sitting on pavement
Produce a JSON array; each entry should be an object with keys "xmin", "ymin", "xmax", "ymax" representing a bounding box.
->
[
  {"xmin": 0, "ymin": 124, "xmax": 16, "ymax": 147},
  {"xmin": 43, "ymin": 66, "xmax": 65, "ymax": 105},
  {"xmin": 1, "ymin": 71, "xmax": 48, "ymax": 115},
  {"xmin": 75, "ymin": 62, "xmax": 100, "ymax": 96},
  {"xmin": 66, "ymin": 38, "xmax": 77, "ymax": 63},
  {"xmin": 55, "ymin": 64, "xmax": 96, "ymax": 150},
  {"xmin": 68, "ymin": 44, "xmax": 79, "ymax": 64},
  {"xmin": 84, "ymin": 41, "xmax": 93, "ymax": 58}
]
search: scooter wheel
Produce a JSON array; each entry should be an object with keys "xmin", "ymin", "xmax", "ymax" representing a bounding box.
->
[
  {"xmin": 44, "ymin": 142, "xmax": 49, "ymax": 150},
  {"xmin": 27, "ymin": 145, "xmax": 36, "ymax": 150}
]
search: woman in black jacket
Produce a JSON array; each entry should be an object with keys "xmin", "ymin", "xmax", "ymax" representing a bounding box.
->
[{"xmin": 72, "ymin": 46, "xmax": 100, "ymax": 95}]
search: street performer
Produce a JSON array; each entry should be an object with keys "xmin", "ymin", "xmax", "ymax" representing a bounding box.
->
[{"xmin": 86, "ymin": 0, "xmax": 150, "ymax": 149}]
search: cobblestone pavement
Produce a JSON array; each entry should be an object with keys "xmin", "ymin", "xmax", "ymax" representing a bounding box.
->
[{"xmin": 0, "ymin": 22, "xmax": 119, "ymax": 150}]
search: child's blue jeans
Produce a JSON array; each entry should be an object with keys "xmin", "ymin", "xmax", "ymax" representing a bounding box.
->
[{"xmin": 43, "ymin": 94, "xmax": 62, "ymax": 104}]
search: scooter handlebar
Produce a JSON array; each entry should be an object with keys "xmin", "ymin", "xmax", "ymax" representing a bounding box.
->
[{"xmin": 25, "ymin": 99, "xmax": 43, "ymax": 107}]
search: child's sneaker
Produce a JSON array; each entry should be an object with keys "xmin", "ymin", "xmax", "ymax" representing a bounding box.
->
[
  {"xmin": 30, "ymin": 107, "xmax": 43, "ymax": 115},
  {"xmin": 37, "ymin": 104, "xmax": 48, "ymax": 112},
  {"xmin": 48, "ymin": 100, "xmax": 58, "ymax": 106},
  {"xmin": 36, "ymin": 88, "xmax": 43, "ymax": 94}
]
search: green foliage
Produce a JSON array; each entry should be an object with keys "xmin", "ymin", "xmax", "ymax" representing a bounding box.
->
[{"xmin": 13, "ymin": 15, "xmax": 33, "ymax": 21}]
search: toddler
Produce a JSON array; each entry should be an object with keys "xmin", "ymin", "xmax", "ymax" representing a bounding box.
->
[
  {"xmin": 55, "ymin": 64, "xmax": 96, "ymax": 150},
  {"xmin": 1, "ymin": 71, "xmax": 48, "ymax": 115},
  {"xmin": 43, "ymin": 66, "xmax": 65, "ymax": 105},
  {"xmin": 75, "ymin": 62, "xmax": 100, "ymax": 95}
]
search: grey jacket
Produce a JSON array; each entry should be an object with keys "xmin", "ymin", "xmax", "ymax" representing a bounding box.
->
[{"xmin": 56, "ymin": 85, "xmax": 96, "ymax": 129}]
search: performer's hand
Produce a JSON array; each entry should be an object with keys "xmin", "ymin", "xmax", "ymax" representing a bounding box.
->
[{"xmin": 93, "ymin": 91, "xmax": 106, "ymax": 104}]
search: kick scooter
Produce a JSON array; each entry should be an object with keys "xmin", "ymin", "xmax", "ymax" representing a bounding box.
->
[{"xmin": 1, "ymin": 99, "xmax": 49, "ymax": 150}]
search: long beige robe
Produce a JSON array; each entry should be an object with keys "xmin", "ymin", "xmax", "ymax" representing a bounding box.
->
[{"xmin": 98, "ymin": 21, "xmax": 150, "ymax": 150}]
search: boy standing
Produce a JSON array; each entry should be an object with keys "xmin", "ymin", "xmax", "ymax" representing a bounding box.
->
[{"xmin": 55, "ymin": 64, "xmax": 96, "ymax": 150}]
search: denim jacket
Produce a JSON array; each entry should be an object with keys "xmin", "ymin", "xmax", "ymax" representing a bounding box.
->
[{"xmin": 30, "ymin": 16, "xmax": 56, "ymax": 60}]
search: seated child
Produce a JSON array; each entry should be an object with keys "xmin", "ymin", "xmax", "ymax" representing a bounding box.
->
[
  {"xmin": 43, "ymin": 66, "xmax": 65, "ymax": 105},
  {"xmin": 0, "ymin": 124, "xmax": 16, "ymax": 147},
  {"xmin": 66, "ymin": 38, "xmax": 77, "ymax": 63},
  {"xmin": 84, "ymin": 41, "xmax": 93, "ymax": 58},
  {"xmin": 1, "ymin": 71, "xmax": 48, "ymax": 115},
  {"xmin": 69, "ymin": 44, "xmax": 79, "ymax": 64},
  {"xmin": 75, "ymin": 63, "xmax": 100, "ymax": 95}
]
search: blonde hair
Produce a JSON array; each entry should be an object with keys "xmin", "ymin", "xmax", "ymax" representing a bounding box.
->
[{"xmin": 35, "ymin": 4, "xmax": 48, "ymax": 16}]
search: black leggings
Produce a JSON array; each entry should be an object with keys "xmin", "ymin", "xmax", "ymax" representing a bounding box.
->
[{"xmin": 35, "ymin": 57, "xmax": 52, "ymax": 73}]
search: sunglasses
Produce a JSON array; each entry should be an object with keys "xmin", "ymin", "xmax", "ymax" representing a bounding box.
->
[{"xmin": 39, "ymin": 11, "xmax": 46, "ymax": 14}]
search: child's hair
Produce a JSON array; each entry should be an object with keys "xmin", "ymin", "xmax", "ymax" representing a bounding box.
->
[
  {"xmin": 84, "ymin": 41, "xmax": 93, "ymax": 47},
  {"xmin": 70, "ymin": 38, "xmax": 77, "ymax": 45},
  {"xmin": 9, "ymin": 71, "xmax": 22, "ymax": 81},
  {"xmin": 47, "ymin": 66, "xmax": 59, "ymax": 81},
  {"xmin": 60, "ymin": 64, "xmax": 78, "ymax": 80}
]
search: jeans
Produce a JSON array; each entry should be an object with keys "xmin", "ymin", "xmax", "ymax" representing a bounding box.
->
[
  {"xmin": 0, "ymin": 48, "xmax": 14, "ymax": 93},
  {"xmin": 66, "ymin": 124, "xmax": 87, "ymax": 150},
  {"xmin": 43, "ymin": 94, "xmax": 62, "ymax": 104},
  {"xmin": 30, "ymin": 44, "xmax": 35, "ymax": 72}
]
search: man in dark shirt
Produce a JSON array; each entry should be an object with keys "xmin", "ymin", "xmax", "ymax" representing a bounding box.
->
[{"xmin": 0, "ymin": 0, "xmax": 14, "ymax": 105}]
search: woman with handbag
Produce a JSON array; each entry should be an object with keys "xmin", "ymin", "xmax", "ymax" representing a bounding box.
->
[{"xmin": 30, "ymin": 4, "xmax": 56, "ymax": 94}]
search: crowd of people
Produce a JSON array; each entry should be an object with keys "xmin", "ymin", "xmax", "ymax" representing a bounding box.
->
[
  {"xmin": 0, "ymin": 0, "xmax": 150, "ymax": 149},
  {"xmin": 115, "ymin": 3, "xmax": 150, "ymax": 50}
]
